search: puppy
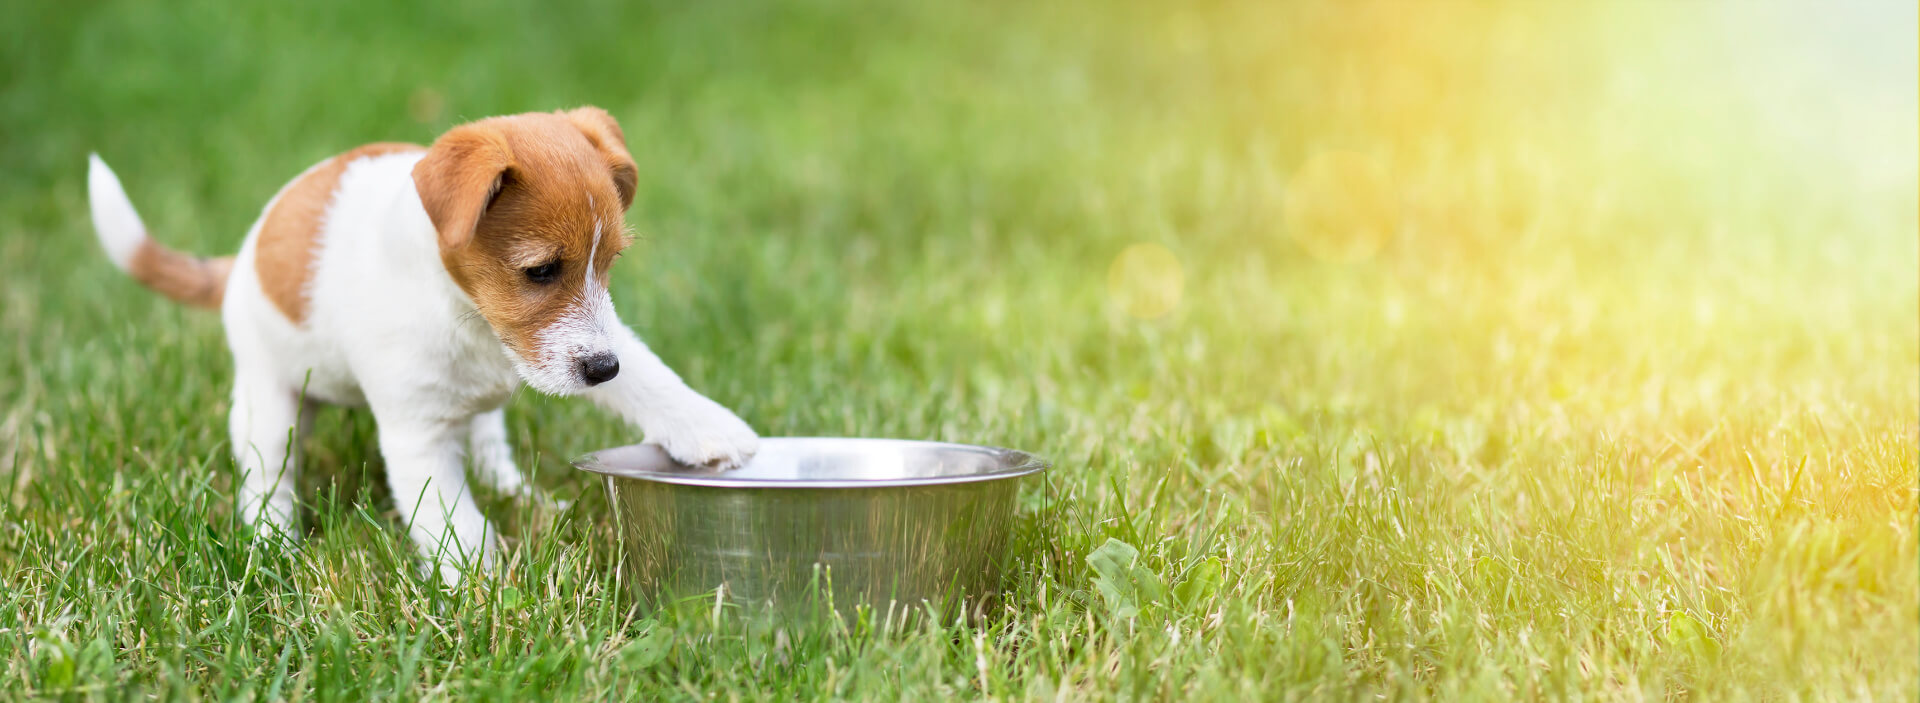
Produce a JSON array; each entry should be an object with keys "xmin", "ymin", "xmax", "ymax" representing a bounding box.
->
[{"xmin": 87, "ymin": 107, "xmax": 759, "ymax": 582}]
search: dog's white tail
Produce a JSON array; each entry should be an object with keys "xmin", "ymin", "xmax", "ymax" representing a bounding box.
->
[{"xmin": 87, "ymin": 154, "xmax": 232, "ymax": 309}]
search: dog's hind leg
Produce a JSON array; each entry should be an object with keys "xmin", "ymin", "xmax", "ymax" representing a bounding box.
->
[{"xmin": 230, "ymin": 374, "xmax": 302, "ymax": 543}]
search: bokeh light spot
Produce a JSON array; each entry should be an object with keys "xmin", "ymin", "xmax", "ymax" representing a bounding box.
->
[{"xmin": 1107, "ymin": 242, "xmax": 1185, "ymax": 319}]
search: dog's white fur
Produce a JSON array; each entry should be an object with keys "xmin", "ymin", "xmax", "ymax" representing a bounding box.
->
[{"xmin": 87, "ymin": 140, "xmax": 757, "ymax": 583}]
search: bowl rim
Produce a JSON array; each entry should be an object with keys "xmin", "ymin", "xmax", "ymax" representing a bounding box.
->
[{"xmin": 570, "ymin": 436, "xmax": 1051, "ymax": 488}]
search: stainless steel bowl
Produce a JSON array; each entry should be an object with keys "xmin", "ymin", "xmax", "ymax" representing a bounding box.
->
[{"xmin": 574, "ymin": 437, "xmax": 1048, "ymax": 617}]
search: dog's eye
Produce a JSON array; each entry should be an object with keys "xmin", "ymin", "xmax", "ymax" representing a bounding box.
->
[{"xmin": 524, "ymin": 261, "xmax": 561, "ymax": 284}]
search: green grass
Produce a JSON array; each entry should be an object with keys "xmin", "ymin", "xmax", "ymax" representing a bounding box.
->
[{"xmin": 2, "ymin": 0, "xmax": 1915, "ymax": 699}]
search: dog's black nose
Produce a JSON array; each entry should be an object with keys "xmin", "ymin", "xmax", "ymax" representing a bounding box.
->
[{"xmin": 579, "ymin": 352, "xmax": 620, "ymax": 386}]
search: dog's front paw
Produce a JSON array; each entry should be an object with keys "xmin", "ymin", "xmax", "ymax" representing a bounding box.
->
[{"xmin": 645, "ymin": 395, "xmax": 760, "ymax": 469}]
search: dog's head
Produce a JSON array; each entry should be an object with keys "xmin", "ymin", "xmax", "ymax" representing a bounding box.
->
[{"xmin": 413, "ymin": 107, "xmax": 639, "ymax": 395}]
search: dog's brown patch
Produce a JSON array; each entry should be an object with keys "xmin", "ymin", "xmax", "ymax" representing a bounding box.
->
[
  {"xmin": 413, "ymin": 109, "xmax": 636, "ymax": 368},
  {"xmin": 255, "ymin": 142, "xmax": 423, "ymax": 323}
]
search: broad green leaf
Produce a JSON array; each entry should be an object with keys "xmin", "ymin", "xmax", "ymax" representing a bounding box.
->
[
  {"xmin": 1088, "ymin": 538, "xmax": 1142, "ymax": 618},
  {"xmin": 1087, "ymin": 538, "xmax": 1168, "ymax": 619},
  {"xmin": 35, "ymin": 628, "xmax": 76, "ymax": 689},
  {"xmin": 1174, "ymin": 557, "xmax": 1224, "ymax": 605},
  {"xmin": 621, "ymin": 625, "xmax": 676, "ymax": 669},
  {"xmin": 1666, "ymin": 612, "xmax": 1721, "ymax": 662}
]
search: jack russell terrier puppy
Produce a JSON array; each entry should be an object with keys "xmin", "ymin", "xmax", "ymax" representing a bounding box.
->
[{"xmin": 87, "ymin": 107, "xmax": 759, "ymax": 582}]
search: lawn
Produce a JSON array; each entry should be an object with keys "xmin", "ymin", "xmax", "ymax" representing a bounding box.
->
[{"xmin": 2, "ymin": 0, "xmax": 1915, "ymax": 699}]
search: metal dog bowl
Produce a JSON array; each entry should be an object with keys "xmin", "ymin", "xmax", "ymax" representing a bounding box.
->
[{"xmin": 574, "ymin": 437, "xmax": 1048, "ymax": 617}]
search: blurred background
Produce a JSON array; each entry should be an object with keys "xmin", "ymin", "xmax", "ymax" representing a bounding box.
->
[
  {"xmin": 0, "ymin": 0, "xmax": 1914, "ymax": 697},
  {"xmin": 3, "ymin": 1, "xmax": 1911, "ymax": 416}
]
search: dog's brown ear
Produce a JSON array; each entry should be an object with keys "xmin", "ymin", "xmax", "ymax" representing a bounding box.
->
[
  {"xmin": 562, "ymin": 106, "xmax": 638, "ymax": 210},
  {"xmin": 413, "ymin": 123, "xmax": 514, "ymax": 252}
]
